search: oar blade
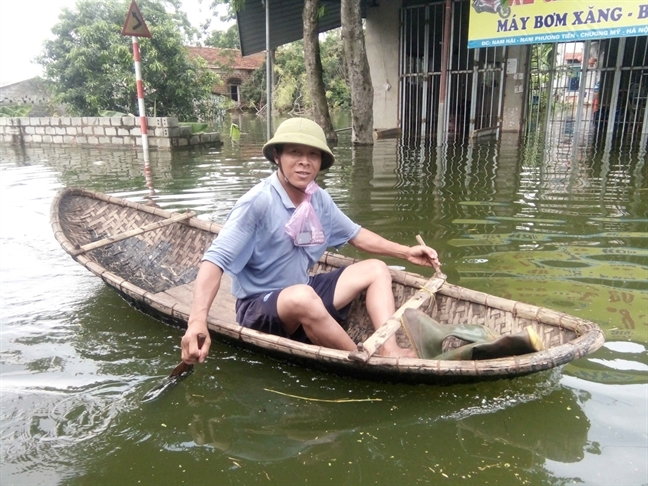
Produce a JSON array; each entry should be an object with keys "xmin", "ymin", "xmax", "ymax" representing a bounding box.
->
[{"xmin": 141, "ymin": 364, "xmax": 194, "ymax": 403}]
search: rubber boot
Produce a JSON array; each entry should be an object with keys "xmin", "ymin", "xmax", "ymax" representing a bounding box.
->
[
  {"xmin": 434, "ymin": 326, "xmax": 545, "ymax": 361},
  {"xmin": 400, "ymin": 308, "xmax": 500, "ymax": 359}
]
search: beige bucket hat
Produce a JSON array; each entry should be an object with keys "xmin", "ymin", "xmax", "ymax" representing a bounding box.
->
[{"xmin": 262, "ymin": 118, "xmax": 335, "ymax": 170}]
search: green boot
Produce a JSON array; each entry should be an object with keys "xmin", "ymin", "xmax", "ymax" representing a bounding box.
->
[
  {"xmin": 434, "ymin": 326, "xmax": 545, "ymax": 361},
  {"xmin": 400, "ymin": 308, "xmax": 500, "ymax": 359}
]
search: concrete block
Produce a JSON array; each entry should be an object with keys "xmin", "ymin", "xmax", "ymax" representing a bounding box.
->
[
  {"xmin": 71, "ymin": 117, "xmax": 83, "ymax": 125},
  {"xmin": 88, "ymin": 136, "xmax": 99, "ymax": 144},
  {"xmin": 93, "ymin": 127, "xmax": 104, "ymax": 135},
  {"xmin": 60, "ymin": 117, "xmax": 71, "ymax": 126},
  {"xmin": 29, "ymin": 117, "xmax": 40, "ymax": 126},
  {"xmin": 99, "ymin": 117, "xmax": 112, "ymax": 126},
  {"xmin": 147, "ymin": 117, "xmax": 160, "ymax": 127},
  {"xmin": 189, "ymin": 135, "xmax": 200, "ymax": 145},
  {"xmin": 200, "ymin": 133, "xmax": 212, "ymax": 143},
  {"xmin": 77, "ymin": 136, "xmax": 88, "ymax": 144},
  {"xmin": 64, "ymin": 136, "xmax": 76, "ymax": 144},
  {"xmin": 45, "ymin": 127, "xmax": 55, "ymax": 135},
  {"xmin": 99, "ymin": 136, "xmax": 110, "ymax": 144},
  {"xmin": 121, "ymin": 117, "xmax": 137, "ymax": 126},
  {"xmin": 105, "ymin": 127, "xmax": 117, "ymax": 136},
  {"xmin": 2, "ymin": 135, "xmax": 12, "ymax": 142},
  {"xmin": 166, "ymin": 117, "xmax": 179, "ymax": 127},
  {"xmin": 156, "ymin": 138, "xmax": 171, "ymax": 148},
  {"xmin": 0, "ymin": 118, "xmax": 6, "ymax": 126},
  {"xmin": 178, "ymin": 138, "xmax": 188, "ymax": 146},
  {"xmin": 33, "ymin": 135, "xmax": 43, "ymax": 143},
  {"xmin": 110, "ymin": 117, "xmax": 123, "ymax": 126},
  {"xmin": 154, "ymin": 128, "xmax": 169, "ymax": 137},
  {"xmin": 53, "ymin": 135, "xmax": 63, "ymax": 143},
  {"xmin": 55, "ymin": 127, "xmax": 66, "ymax": 135},
  {"xmin": 167, "ymin": 127, "xmax": 180, "ymax": 137},
  {"xmin": 131, "ymin": 127, "xmax": 142, "ymax": 136},
  {"xmin": 66, "ymin": 127, "xmax": 77, "ymax": 135},
  {"xmin": 42, "ymin": 135, "xmax": 53, "ymax": 143},
  {"xmin": 82, "ymin": 127, "xmax": 94, "ymax": 135},
  {"xmin": 19, "ymin": 117, "xmax": 30, "ymax": 125},
  {"xmin": 48, "ymin": 117, "xmax": 60, "ymax": 126},
  {"xmin": 148, "ymin": 137, "xmax": 158, "ymax": 147},
  {"xmin": 117, "ymin": 128, "xmax": 130, "ymax": 136},
  {"xmin": 35, "ymin": 127, "xmax": 45, "ymax": 134},
  {"xmin": 180, "ymin": 126, "xmax": 192, "ymax": 137},
  {"xmin": 111, "ymin": 137, "xmax": 124, "ymax": 145},
  {"xmin": 23, "ymin": 134, "xmax": 33, "ymax": 142},
  {"xmin": 25, "ymin": 126, "xmax": 35, "ymax": 134}
]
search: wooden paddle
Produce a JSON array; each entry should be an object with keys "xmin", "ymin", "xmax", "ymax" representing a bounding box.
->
[
  {"xmin": 416, "ymin": 234, "xmax": 447, "ymax": 279},
  {"xmin": 141, "ymin": 333, "xmax": 206, "ymax": 403}
]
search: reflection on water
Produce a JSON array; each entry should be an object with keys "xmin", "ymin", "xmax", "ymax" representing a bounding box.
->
[
  {"xmin": 0, "ymin": 115, "xmax": 646, "ymax": 485},
  {"xmin": 458, "ymin": 385, "xmax": 591, "ymax": 464}
]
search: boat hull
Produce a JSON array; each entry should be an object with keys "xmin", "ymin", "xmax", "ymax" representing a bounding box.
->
[{"xmin": 51, "ymin": 188, "xmax": 605, "ymax": 384}]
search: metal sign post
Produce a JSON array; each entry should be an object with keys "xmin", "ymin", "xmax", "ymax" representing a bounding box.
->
[
  {"xmin": 265, "ymin": 0, "xmax": 272, "ymax": 140},
  {"xmin": 122, "ymin": 0, "xmax": 154, "ymax": 196}
]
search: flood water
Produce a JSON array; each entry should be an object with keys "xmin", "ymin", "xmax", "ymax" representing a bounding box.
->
[{"xmin": 1, "ymin": 114, "xmax": 646, "ymax": 485}]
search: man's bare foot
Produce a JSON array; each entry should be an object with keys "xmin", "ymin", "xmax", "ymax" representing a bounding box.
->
[{"xmin": 379, "ymin": 345, "xmax": 416, "ymax": 358}]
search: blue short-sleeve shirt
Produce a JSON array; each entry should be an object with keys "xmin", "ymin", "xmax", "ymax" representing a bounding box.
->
[{"xmin": 203, "ymin": 172, "xmax": 361, "ymax": 299}]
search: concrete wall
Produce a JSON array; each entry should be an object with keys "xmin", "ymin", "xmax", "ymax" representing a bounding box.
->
[
  {"xmin": 500, "ymin": 46, "xmax": 530, "ymax": 135},
  {"xmin": 366, "ymin": 2, "xmax": 401, "ymax": 133},
  {"xmin": 0, "ymin": 116, "xmax": 220, "ymax": 149}
]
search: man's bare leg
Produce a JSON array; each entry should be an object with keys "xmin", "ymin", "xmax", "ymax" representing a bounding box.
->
[
  {"xmin": 277, "ymin": 285, "xmax": 356, "ymax": 351},
  {"xmin": 334, "ymin": 259, "xmax": 415, "ymax": 358}
]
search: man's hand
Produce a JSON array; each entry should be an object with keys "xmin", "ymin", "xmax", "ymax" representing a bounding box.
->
[
  {"xmin": 350, "ymin": 228, "xmax": 443, "ymax": 272},
  {"xmin": 407, "ymin": 244, "xmax": 440, "ymax": 269},
  {"xmin": 181, "ymin": 324, "xmax": 211, "ymax": 364},
  {"xmin": 181, "ymin": 261, "xmax": 223, "ymax": 365}
]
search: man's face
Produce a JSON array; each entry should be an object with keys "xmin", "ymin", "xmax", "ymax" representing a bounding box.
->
[{"xmin": 275, "ymin": 143, "xmax": 322, "ymax": 191}]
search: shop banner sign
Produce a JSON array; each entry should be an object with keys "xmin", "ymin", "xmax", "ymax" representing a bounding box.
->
[{"xmin": 468, "ymin": 0, "xmax": 648, "ymax": 48}]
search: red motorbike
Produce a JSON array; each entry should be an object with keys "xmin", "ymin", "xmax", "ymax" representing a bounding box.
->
[{"xmin": 472, "ymin": 0, "xmax": 511, "ymax": 19}]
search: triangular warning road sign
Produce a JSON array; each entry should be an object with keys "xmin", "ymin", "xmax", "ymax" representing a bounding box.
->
[{"xmin": 122, "ymin": 0, "xmax": 151, "ymax": 38}]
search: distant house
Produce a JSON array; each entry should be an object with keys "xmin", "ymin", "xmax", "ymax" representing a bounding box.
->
[
  {"xmin": 0, "ymin": 77, "xmax": 66, "ymax": 117},
  {"xmin": 186, "ymin": 47, "xmax": 265, "ymax": 106}
]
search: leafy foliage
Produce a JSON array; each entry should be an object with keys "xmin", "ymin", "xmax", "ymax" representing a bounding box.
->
[
  {"xmin": 0, "ymin": 106, "xmax": 33, "ymax": 117},
  {"xmin": 204, "ymin": 24, "xmax": 240, "ymax": 49},
  {"xmin": 240, "ymin": 30, "xmax": 350, "ymax": 114},
  {"xmin": 38, "ymin": 0, "xmax": 221, "ymax": 121}
]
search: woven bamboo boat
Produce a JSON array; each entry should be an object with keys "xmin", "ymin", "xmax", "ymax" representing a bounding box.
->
[{"xmin": 51, "ymin": 188, "xmax": 605, "ymax": 384}]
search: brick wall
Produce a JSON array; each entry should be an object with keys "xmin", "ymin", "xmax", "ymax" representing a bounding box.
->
[{"xmin": 0, "ymin": 116, "xmax": 221, "ymax": 149}]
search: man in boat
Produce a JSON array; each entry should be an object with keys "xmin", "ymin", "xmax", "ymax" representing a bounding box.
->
[{"xmin": 181, "ymin": 118, "xmax": 440, "ymax": 363}]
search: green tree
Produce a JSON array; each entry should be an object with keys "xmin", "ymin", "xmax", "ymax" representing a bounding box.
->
[
  {"xmin": 303, "ymin": 0, "xmax": 337, "ymax": 142},
  {"xmin": 239, "ymin": 31, "xmax": 350, "ymax": 115},
  {"xmin": 204, "ymin": 24, "xmax": 240, "ymax": 49},
  {"xmin": 38, "ymin": 0, "xmax": 220, "ymax": 120},
  {"xmin": 211, "ymin": 0, "xmax": 350, "ymax": 115},
  {"xmin": 341, "ymin": 0, "xmax": 373, "ymax": 144}
]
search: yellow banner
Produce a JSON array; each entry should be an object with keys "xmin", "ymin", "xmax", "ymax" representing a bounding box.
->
[{"xmin": 468, "ymin": 0, "xmax": 648, "ymax": 48}]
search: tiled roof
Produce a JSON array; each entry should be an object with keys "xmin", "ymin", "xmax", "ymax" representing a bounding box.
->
[{"xmin": 186, "ymin": 47, "xmax": 265, "ymax": 71}]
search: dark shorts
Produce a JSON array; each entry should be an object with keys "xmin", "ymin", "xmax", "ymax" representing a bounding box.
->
[{"xmin": 235, "ymin": 266, "xmax": 351, "ymax": 344}]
